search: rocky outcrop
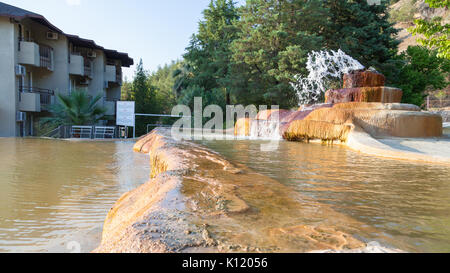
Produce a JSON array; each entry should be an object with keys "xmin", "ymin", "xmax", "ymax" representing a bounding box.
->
[
  {"xmin": 237, "ymin": 70, "xmax": 443, "ymax": 142},
  {"xmin": 234, "ymin": 118, "xmax": 251, "ymax": 137},
  {"xmin": 325, "ymin": 87, "xmax": 403, "ymax": 104},
  {"xmin": 97, "ymin": 128, "xmax": 385, "ymax": 253},
  {"xmin": 433, "ymin": 109, "xmax": 450, "ymax": 123},
  {"xmin": 284, "ymin": 120, "xmax": 352, "ymax": 143},
  {"xmin": 304, "ymin": 104, "xmax": 443, "ymax": 138},
  {"xmin": 343, "ymin": 70, "xmax": 386, "ymax": 88},
  {"xmin": 255, "ymin": 109, "xmax": 294, "ymax": 121},
  {"xmin": 326, "ymin": 70, "xmax": 403, "ymax": 104},
  {"xmin": 237, "ymin": 101, "xmax": 442, "ymax": 141},
  {"xmin": 390, "ymin": 0, "xmax": 450, "ymax": 52}
]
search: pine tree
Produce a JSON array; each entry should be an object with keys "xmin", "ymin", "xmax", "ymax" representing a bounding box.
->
[
  {"xmin": 132, "ymin": 59, "xmax": 158, "ymax": 135},
  {"xmin": 182, "ymin": 0, "xmax": 239, "ymax": 107},
  {"xmin": 132, "ymin": 59, "xmax": 151, "ymax": 113},
  {"xmin": 230, "ymin": 0, "xmax": 328, "ymax": 108},
  {"xmin": 322, "ymin": 0, "xmax": 399, "ymax": 69},
  {"xmin": 121, "ymin": 77, "xmax": 133, "ymax": 101}
]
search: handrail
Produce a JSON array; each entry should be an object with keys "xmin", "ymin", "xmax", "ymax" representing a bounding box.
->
[
  {"xmin": 116, "ymin": 69, "xmax": 122, "ymax": 83},
  {"xmin": 39, "ymin": 44, "xmax": 53, "ymax": 70},
  {"xmin": 42, "ymin": 126, "xmax": 62, "ymax": 138},
  {"xmin": 20, "ymin": 87, "xmax": 54, "ymax": 105},
  {"xmin": 147, "ymin": 124, "xmax": 171, "ymax": 133},
  {"xmin": 83, "ymin": 58, "xmax": 93, "ymax": 77},
  {"xmin": 20, "ymin": 86, "xmax": 55, "ymax": 95}
]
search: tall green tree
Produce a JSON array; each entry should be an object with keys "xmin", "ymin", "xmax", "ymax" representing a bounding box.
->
[
  {"xmin": 131, "ymin": 59, "xmax": 159, "ymax": 135},
  {"xmin": 322, "ymin": 0, "xmax": 399, "ymax": 69},
  {"xmin": 230, "ymin": 0, "xmax": 328, "ymax": 108},
  {"xmin": 132, "ymin": 59, "xmax": 153, "ymax": 113},
  {"xmin": 148, "ymin": 61, "xmax": 179, "ymax": 114},
  {"xmin": 173, "ymin": 62, "xmax": 194, "ymax": 98},
  {"xmin": 390, "ymin": 46, "xmax": 449, "ymax": 107},
  {"xmin": 121, "ymin": 76, "xmax": 133, "ymax": 101},
  {"xmin": 181, "ymin": 0, "xmax": 240, "ymax": 107}
]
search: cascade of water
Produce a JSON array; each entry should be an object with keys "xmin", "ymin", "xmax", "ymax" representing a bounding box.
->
[
  {"xmin": 291, "ymin": 49, "xmax": 365, "ymax": 106},
  {"xmin": 249, "ymin": 120, "xmax": 282, "ymax": 140}
]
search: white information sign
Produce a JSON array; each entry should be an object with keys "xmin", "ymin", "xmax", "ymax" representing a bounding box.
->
[{"xmin": 116, "ymin": 101, "xmax": 135, "ymax": 127}]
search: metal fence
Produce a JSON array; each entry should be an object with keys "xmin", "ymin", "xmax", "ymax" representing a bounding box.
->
[
  {"xmin": 42, "ymin": 125, "xmax": 119, "ymax": 139},
  {"xmin": 427, "ymin": 99, "xmax": 450, "ymax": 110}
]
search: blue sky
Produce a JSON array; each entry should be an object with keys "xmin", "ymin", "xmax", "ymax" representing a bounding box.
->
[{"xmin": 2, "ymin": 0, "xmax": 245, "ymax": 80}]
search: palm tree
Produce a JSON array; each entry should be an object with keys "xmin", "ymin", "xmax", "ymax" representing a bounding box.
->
[{"xmin": 41, "ymin": 90, "xmax": 107, "ymax": 126}]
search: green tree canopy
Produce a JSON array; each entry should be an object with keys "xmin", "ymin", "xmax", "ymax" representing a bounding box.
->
[
  {"xmin": 409, "ymin": 0, "xmax": 450, "ymax": 59},
  {"xmin": 230, "ymin": 0, "xmax": 327, "ymax": 108},
  {"xmin": 322, "ymin": 0, "xmax": 399, "ymax": 69},
  {"xmin": 390, "ymin": 46, "xmax": 449, "ymax": 107},
  {"xmin": 228, "ymin": 0, "xmax": 398, "ymax": 108},
  {"xmin": 181, "ymin": 0, "xmax": 240, "ymax": 107}
]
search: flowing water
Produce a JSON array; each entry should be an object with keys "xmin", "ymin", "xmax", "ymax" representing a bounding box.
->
[
  {"xmin": 250, "ymin": 120, "xmax": 282, "ymax": 140},
  {"xmin": 199, "ymin": 139, "xmax": 450, "ymax": 253},
  {"xmin": 0, "ymin": 138, "xmax": 149, "ymax": 253},
  {"xmin": 1, "ymin": 137, "xmax": 449, "ymax": 253},
  {"xmin": 291, "ymin": 49, "xmax": 365, "ymax": 105}
]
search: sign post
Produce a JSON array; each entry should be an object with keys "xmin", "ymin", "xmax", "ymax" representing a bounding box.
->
[{"xmin": 116, "ymin": 101, "xmax": 135, "ymax": 138}]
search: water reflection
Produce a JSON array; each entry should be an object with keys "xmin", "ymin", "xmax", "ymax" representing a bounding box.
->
[
  {"xmin": 200, "ymin": 139, "xmax": 450, "ymax": 252},
  {"xmin": 0, "ymin": 138, "xmax": 149, "ymax": 253}
]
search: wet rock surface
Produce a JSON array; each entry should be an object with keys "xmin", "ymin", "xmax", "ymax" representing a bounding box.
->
[
  {"xmin": 235, "ymin": 70, "xmax": 442, "ymax": 141},
  {"xmin": 325, "ymin": 87, "xmax": 403, "ymax": 104},
  {"xmin": 234, "ymin": 118, "xmax": 251, "ymax": 137},
  {"xmin": 96, "ymin": 129, "xmax": 386, "ymax": 253},
  {"xmin": 327, "ymin": 70, "xmax": 401, "ymax": 104},
  {"xmin": 433, "ymin": 109, "xmax": 450, "ymax": 123},
  {"xmin": 343, "ymin": 70, "xmax": 386, "ymax": 88}
]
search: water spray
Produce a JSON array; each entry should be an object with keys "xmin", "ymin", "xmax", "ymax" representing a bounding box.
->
[{"xmin": 291, "ymin": 49, "xmax": 365, "ymax": 106}]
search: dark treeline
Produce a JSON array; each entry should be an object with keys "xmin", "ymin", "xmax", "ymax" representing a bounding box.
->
[{"xmin": 123, "ymin": 0, "xmax": 449, "ymax": 135}]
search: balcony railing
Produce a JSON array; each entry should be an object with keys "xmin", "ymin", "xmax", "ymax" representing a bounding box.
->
[
  {"xmin": 18, "ymin": 37, "xmax": 53, "ymax": 70},
  {"xmin": 116, "ymin": 69, "xmax": 122, "ymax": 85},
  {"xmin": 84, "ymin": 58, "xmax": 93, "ymax": 78},
  {"xmin": 39, "ymin": 45, "xmax": 53, "ymax": 70},
  {"xmin": 20, "ymin": 87, "xmax": 55, "ymax": 105}
]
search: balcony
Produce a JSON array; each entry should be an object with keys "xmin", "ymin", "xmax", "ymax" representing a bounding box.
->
[
  {"xmin": 69, "ymin": 54, "xmax": 84, "ymax": 76},
  {"xmin": 84, "ymin": 59, "xmax": 93, "ymax": 78},
  {"xmin": 39, "ymin": 45, "xmax": 53, "ymax": 70},
  {"xmin": 104, "ymin": 99, "xmax": 117, "ymax": 116},
  {"xmin": 116, "ymin": 69, "xmax": 122, "ymax": 85},
  {"xmin": 105, "ymin": 65, "xmax": 116, "ymax": 83},
  {"xmin": 18, "ymin": 40, "xmax": 53, "ymax": 71},
  {"xmin": 19, "ymin": 87, "xmax": 55, "ymax": 112},
  {"xmin": 105, "ymin": 65, "xmax": 122, "ymax": 85}
]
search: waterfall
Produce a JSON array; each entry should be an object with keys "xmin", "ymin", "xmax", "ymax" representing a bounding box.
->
[
  {"xmin": 249, "ymin": 119, "xmax": 282, "ymax": 140},
  {"xmin": 291, "ymin": 49, "xmax": 365, "ymax": 106}
]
